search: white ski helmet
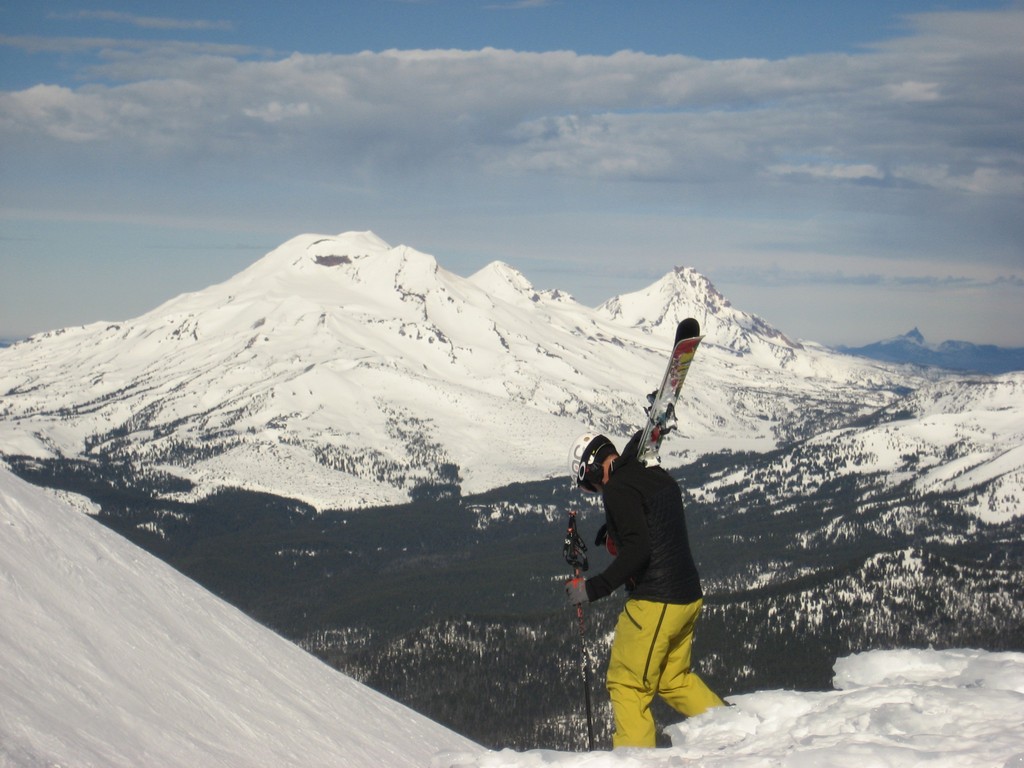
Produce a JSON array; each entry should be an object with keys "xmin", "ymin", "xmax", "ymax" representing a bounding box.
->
[{"xmin": 569, "ymin": 433, "xmax": 616, "ymax": 491}]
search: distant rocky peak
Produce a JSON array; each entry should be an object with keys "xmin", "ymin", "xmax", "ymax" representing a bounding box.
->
[{"xmin": 903, "ymin": 328, "xmax": 926, "ymax": 345}]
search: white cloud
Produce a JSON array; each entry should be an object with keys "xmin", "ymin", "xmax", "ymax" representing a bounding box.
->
[
  {"xmin": 893, "ymin": 164, "xmax": 1024, "ymax": 195},
  {"xmin": 242, "ymin": 101, "xmax": 316, "ymax": 124},
  {"xmin": 885, "ymin": 80, "xmax": 941, "ymax": 102},
  {"xmin": 0, "ymin": 33, "xmax": 259, "ymax": 59},
  {"xmin": 768, "ymin": 163, "xmax": 886, "ymax": 182},
  {"xmin": 2, "ymin": 10, "xmax": 1020, "ymax": 200},
  {"xmin": 0, "ymin": 84, "xmax": 109, "ymax": 142},
  {"xmin": 484, "ymin": 0, "xmax": 555, "ymax": 8},
  {"xmin": 49, "ymin": 10, "xmax": 233, "ymax": 32}
]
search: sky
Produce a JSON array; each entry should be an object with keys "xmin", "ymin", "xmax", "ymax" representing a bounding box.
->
[{"xmin": 1, "ymin": 0, "xmax": 1022, "ymax": 347}]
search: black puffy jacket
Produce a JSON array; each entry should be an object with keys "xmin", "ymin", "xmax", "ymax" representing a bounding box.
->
[{"xmin": 585, "ymin": 454, "xmax": 703, "ymax": 605}]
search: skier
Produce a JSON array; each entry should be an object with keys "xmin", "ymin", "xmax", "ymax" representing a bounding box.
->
[{"xmin": 566, "ymin": 432, "xmax": 724, "ymax": 748}]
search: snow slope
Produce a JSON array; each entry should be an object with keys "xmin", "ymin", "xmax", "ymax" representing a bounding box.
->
[
  {"xmin": 0, "ymin": 465, "xmax": 480, "ymax": 767},
  {"xmin": 690, "ymin": 370, "xmax": 1024, "ymax": 526},
  {"xmin": 809, "ymin": 372, "xmax": 1024, "ymax": 524},
  {"xmin": 4, "ymin": 465, "xmax": 1023, "ymax": 767}
]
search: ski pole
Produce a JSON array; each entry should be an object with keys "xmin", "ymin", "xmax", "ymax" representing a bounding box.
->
[{"xmin": 563, "ymin": 508, "xmax": 595, "ymax": 751}]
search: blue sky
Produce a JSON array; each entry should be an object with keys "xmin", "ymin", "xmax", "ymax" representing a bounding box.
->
[{"xmin": 1, "ymin": 0, "xmax": 1022, "ymax": 346}]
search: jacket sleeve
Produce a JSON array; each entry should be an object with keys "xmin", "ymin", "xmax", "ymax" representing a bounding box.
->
[{"xmin": 585, "ymin": 484, "xmax": 650, "ymax": 601}]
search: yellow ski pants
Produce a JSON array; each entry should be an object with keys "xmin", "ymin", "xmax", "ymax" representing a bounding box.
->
[{"xmin": 607, "ymin": 597, "xmax": 723, "ymax": 748}]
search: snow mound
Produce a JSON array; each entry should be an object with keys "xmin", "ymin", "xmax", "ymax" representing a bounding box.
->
[
  {"xmin": 439, "ymin": 648, "xmax": 1024, "ymax": 767},
  {"xmin": 0, "ymin": 466, "xmax": 480, "ymax": 767}
]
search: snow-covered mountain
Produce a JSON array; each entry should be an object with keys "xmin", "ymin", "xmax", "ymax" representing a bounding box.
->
[
  {"xmin": 839, "ymin": 327, "xmax": 1024, "ymax": 374},
  {"xmin": 3, "ymin": 464, "xmax": 1023, "ymax": 766},
  {"xmin": 827, "ymin": 372, "xmax": 1024, "ymax": 523},
  {"xmin": 695, "ymin": 370, "xmax": 1024, "ymax": 526},
  {"xmin": 0, "ymin": 230, "xmax": 988, "ymax": 510}
]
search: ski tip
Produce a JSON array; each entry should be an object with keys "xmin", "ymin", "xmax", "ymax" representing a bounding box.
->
[{"xmin": 676, "ymin": 318, "xmax": 700, "ymax": 343}]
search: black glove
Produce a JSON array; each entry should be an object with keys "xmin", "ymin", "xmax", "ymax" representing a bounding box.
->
[
  {"xmin": 621, "ymin": 429, "xmax": 644, "ymax": 459},
  {"xmin": 595, "ymin": 523, "xmax": 618, "ymax": 556},
  {"xmin": 565, "ymin": 577, "xmax": 589, "ymax": 605}
]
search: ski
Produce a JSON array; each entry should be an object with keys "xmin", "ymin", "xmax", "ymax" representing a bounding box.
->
[{"xmin": 636, "ymin": 318, "xmax": 703, "ymax": 466}]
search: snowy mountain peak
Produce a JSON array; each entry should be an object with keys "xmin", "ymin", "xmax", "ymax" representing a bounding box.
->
[
  {"xmin": 597, "ymin": 266, "xmax": 733, "ymax": 328},
  {"xmin": 469, "ymin": 261, "xmax": 541, "ymax": 304},
  {"xmin": 303, "ymin": 231, "xmax": 395, "ymax": 268},
  {"xmin": 234, "ymin": 230, "xmax": 440, "ymax": 292},
  {"xmin": 238, "ymin": 230, "xmax": 390, "ymax": 274},
  {"xmin": 670, "ymin": 265, "xmax": 732, "ymax": 310},
  {"xmin": 597, "ymin": 265, "xmax": 799, "ymax": 354}
]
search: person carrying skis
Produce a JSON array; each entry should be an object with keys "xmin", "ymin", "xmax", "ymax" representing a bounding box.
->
[{"xmin": 566, "ymin": 432, "xmax": 724, "ymax": 748}]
